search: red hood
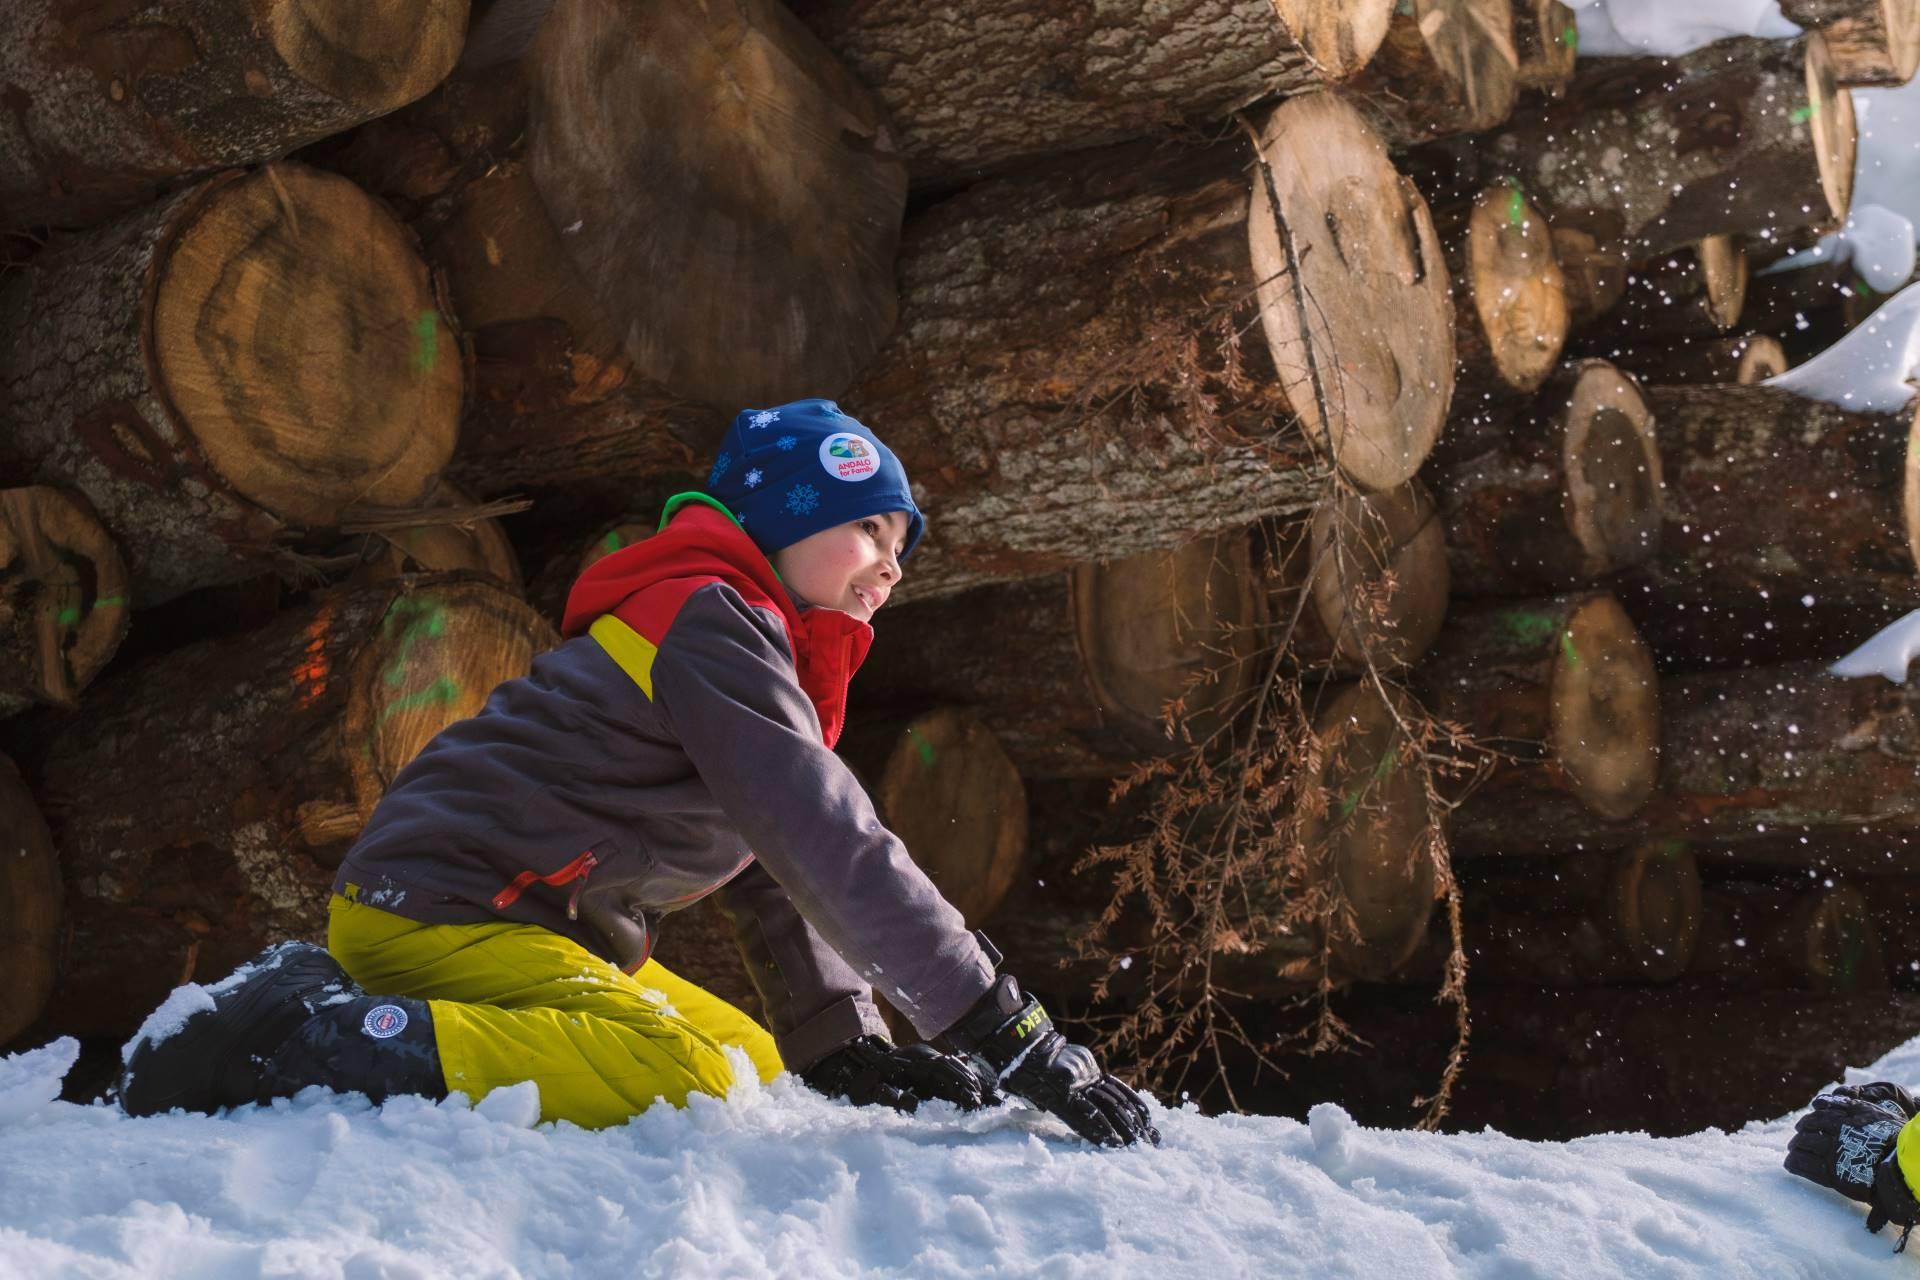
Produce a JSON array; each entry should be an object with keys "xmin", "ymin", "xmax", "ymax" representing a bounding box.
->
[{"xmin": 560, "ymin": 501, "xmax": 873, "ymax": 744}]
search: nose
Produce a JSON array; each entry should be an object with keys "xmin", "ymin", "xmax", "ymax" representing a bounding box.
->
[{"xmin": 878, "ymin": 549, "xmax": 901, "ymax": 584}]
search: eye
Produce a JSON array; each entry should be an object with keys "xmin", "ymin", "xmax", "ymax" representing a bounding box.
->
[{"xmin": 859, "ymin": 519, "xmax": 880, "ymax": 538}]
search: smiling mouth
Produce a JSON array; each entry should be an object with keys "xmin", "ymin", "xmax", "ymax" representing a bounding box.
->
[{"xmin": 852, "ymin": 586, "xmax": 881, "ymax": 613}]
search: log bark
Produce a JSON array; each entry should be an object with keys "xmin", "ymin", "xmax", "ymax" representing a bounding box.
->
[
  {"xmin": 0, "ymin": 0, "xmax": 468, "ymax": 231},
  {"xmin": 1743, "ymin": 255, "xmax": 1895, "ymax": 335},
  {"xmin": 854, "ymin": 532, "xmax": 1265, "ymax": 778},
  {"xmin": 1548, "ymin": 227, "xmax": 1628, "ymax": 327},
  {"xmin": 849, "ymin": 93, "xmax": 1456, "ymax": 602},
  {"xmin": 1410, "ymin": 34, "xmax": 1856, "ymax": 258},
  {"xmin": 0, "ymin": 164, "xmax": 462, "ymax": 606},
  {"xmin": 0, "ymin": 754, "xmax": 59, "ymax": 1047},
  {"xmin": 1626, "ymin": 386, "xmax": 1920, "ymax": 647},
  {"xmin": 1512, "ymin": 0, "xmax": 1577, "ymax": 96},
  {"xmin": 527, "ymin": 0, "xmax": 908, "ymax": 411},
  {"xmin": 0, "ymin": 486, "xmax": 129, "ymax": 717},
  {"xmin": 1438, "ymin": 183, "xmax": 1570, "ymax": 408},
  {"xmin": 1418, "ymin": 843, "xmax": 1702, "ymax": 985},
  {"xmin": 1694, "ymin": 882, "xmax": 1888, "ymax": 992},
  {"xmin": 840, "ymin": 709, "xmax": 1029, "ymax": 929},
  {"xmin": 1452, "ymin": 661, "xmax": 1920, "ymax": 857},
  {"xmin": 1424, "ymin": 592, "xmax": 1661, "ymax": 823},
  {"xmin": 1343, "ymin": 0, "xmax": 1519, "ymax": 148},
  {"xmin": 1603, "ymin": 334, "xmax": 1789, "ymax": 387},
  {"xmin": 791, "ymin": 0, "xmax": 1396, "ymax": 183},
  {"xmin": 1436, "ymin": 361, "xmax": 1664, "ymax": 595},
  {"xmin": 1259, "ymin": 481, "xmax": 1450, "ymax": 675},
  {"xmin": 34, "ymin": 574, "xmax": 555, "ymax": 1036},
  {"xmin": 1577, "ymin": 237, "xmax": 1750, "ymax": 349},
  {"xmin": 1779, "ymin": 0, "xmax": 1920, "ymax": 86}
]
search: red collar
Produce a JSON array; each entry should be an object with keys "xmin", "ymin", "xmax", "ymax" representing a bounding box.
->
[{"xmin": 561, "ymin": 501, "xmax": 872, "ymax": 746}]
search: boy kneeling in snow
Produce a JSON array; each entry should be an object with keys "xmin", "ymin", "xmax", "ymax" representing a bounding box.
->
[
  {"xmin": 120, "ymin": 400, "xmax": 1156, "ymax": 1147},
  {"xmin": 1786, "ymin": 1082, "xmax": 1920, "ymax": 1248}
]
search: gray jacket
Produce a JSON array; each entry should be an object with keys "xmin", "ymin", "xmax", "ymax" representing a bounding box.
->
[{"xmin": 332, "ymin": 498, "xmax": 995, "ymax": 1068}]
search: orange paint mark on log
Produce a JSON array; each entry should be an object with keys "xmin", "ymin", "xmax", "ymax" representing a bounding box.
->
[{"xmin": 293, "ymin": 603, "xmax": 334, "ymax": 709}]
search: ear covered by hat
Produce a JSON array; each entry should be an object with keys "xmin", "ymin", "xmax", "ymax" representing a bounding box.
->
[{"xmin": 703, "ymin": 399, "xmax": 925, "ymax": 560}]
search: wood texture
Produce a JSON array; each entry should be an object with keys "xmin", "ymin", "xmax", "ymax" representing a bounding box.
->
[
  {"xmin": 1437, "ymin": 361, "xmax": 1663, "ymax": 596},
  {"xmin": 1345, "ymin": 0, "xmax": 1519, "ymax": 147},
  {"xmin": 851, "ymin": 93, "xmax": 1454, "ymax": 601},
  {"xmin": 0, "ymin": 165, "xmax": 461, "ymax": 606},
  {"xmin": 34, "ymin": 575, "xmax": 554, "ymax": 1036},
  {"xmin": 1441, "ymin": 183, "xmax": 1570, "ymax": 409},
  {"xmin": 1779, "ymin": 0, "xmax": 1920, "ymax": 85},
  {"xmin": 0, "ymin": 754, "xmax": 59, "ymax": 1047},
  {"xmin": 0, "ymin": 486, "xmax": 128, "ymax": 717},
  {"xmin": 1604, "ymin": 333, "xmax": 1789, "ymax": 387},
  {"xmin": 0, "ymin": 0, "xmax": 467, "ymax": 230},
  {"xmin": 793, "ymin": 0, "xmax": 1396, "ymax": 182}
]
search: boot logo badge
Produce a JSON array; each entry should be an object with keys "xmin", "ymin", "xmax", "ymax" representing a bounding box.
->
[{"xmin": 362, "ymin": 1004, "xmax": 409, "ymax": 1039}]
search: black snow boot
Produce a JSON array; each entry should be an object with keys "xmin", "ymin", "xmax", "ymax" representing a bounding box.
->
[{"xmin": 120, "ymin": 941, "xmax": 445, "ymax": 1116}]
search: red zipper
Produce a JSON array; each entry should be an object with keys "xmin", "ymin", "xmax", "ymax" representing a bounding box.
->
[{"xmin": 491, "ymin": 850, "xmax": 599, "ymax": 915}]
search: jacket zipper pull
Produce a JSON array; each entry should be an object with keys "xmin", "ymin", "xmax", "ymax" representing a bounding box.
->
[{"xmin": 566, "ymin": 852, "xmax": 599, "ymax": 921}]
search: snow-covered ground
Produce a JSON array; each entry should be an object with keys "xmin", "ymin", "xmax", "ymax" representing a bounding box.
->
[{"xmin": 3, "ymin": 1030, "xmax": 1919, "ymax": 1279}]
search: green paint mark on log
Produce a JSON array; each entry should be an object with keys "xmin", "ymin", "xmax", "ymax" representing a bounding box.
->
[
  {"xmin": 1497, "ymin": 608, "xmax": 1559, "ymax": 647},
  {"xmin": 1337, "ymin": 752, "xmax": 1400, "ymax": 821},
  {"xmin": 413, "ymin": 311, "xmax": 442, "ymax": 373},
  {"xmin": 94, "ymin": 595, "xmax": 127, "ymax": 609},
  {"xmin": 1560, "ymin": 24, "xmax": 1578, "ymax": 48},
  {"xmin": 602, "ymin": 530, "xmax": 625, "ymax": 554},
  {"xmin": 1506, "ymin": 180, "xmax": 1526, "ymax": 228},
  {"xmin": 381, "ymin": 597, "xmax": 450, "ymax": 685},
  {"xmin": 915, "ymin": 735, "xmax": 936, "ymax": 769},
  {"xmin": 1791, "ymin": 103, "xmax": 1816, "ymax": 123},
  {"xmin": 55, "ymin": 605, "xmax": 80, "ymax": 626},
  {"xmin": 1560, "ymin": 630, "xmax": 1581, "ymax": 668},
  {"xmin": 378, "ymin": 675, "xmax": 461, "ymax": 725}
]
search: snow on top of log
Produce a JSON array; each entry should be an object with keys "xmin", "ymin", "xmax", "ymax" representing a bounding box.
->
[
  {"xmin": 1569, "ymin": 0, "xmax": 1801, "ymax": 56},
  {"xmin": 1761, "ymin": 204, "xmax": 1917, "ymax": 292},
  {"xmin": 1765, "ymin": 278, "xmax": 1920, "ymax": 409},
  {"xmin": 1831, "ymin": 607, "xmax": 1920, "ymax": 682}
]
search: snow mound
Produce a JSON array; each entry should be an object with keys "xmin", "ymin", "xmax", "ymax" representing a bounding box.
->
[
  {"xmin": 0, "ymin": 1037, "xmax": 78, "ymax": 1128},
  {"xmin": 1766, "ymin": 280, "xmax": 1920, "ymax": 412},
  {"xmin": 1571, "ymin": 0, "xmax": 1799, "ymax": 57},
  {"xmin": 1830, "ymin": 609, "xmax": 1920, "ymax": 683},
  {"xmin": 5, "ymin": 1028, "xmax": 1920, "ymax": 1276}
]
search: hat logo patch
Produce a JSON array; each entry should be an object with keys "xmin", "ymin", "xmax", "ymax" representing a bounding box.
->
[
  {"xmin": 362, "ymin": 1004, "xmax": 409, "ymax": 1039},
  {"xmin": 820, "ymin": 432, "xmax": 878, "ymax": 482}
]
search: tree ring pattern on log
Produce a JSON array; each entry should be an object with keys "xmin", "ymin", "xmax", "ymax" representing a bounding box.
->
[
  {"xmin": 1466, "ymin": 183, "xmax": 1568, "ymax": 393},
  {"xmin": 1551, "ymin": 594, "xmax": 1661, "ymax": 821},
  {"xmin": 1609, "ymin": 841, "xmax": 1701, "ymax": 980},
  {"xmin": 1561, "ymin": 362, "xmax": 1662, "ymax": 578},
  {"xmin": 151, "ymin": 165, "xmax": 461, "ymax": 529},
  {"xmin": 1248, "ymin": 93, "xmax": 1454, "ymax": 492},
  {"xmin": 0, "ymin": 486, "xmax": 129, "ymax": 713}
]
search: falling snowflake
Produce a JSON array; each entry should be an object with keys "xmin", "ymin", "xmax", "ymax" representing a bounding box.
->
[
  {"xmin": 785, "ymin": 484, "xmax": 819, "ymax": 516},
  {"xmin": 708, "ymin": 452, "xmax": 731, "ymax": 485},
  {"xmin": 743, "ymin": 468, "xmax": 763, "ymax": 489},
  {"xmin": 775, "ymin": 435, "xmax": 799, "ymax": 451},
  {"xmin": 749, "ymin": 410, "xmax": 779, "ymax": 430}
]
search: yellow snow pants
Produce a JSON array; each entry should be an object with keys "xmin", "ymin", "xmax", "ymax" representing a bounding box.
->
[{"xmin": 326, "ymin": 893, "xmax": 782, "ymax": 1130}]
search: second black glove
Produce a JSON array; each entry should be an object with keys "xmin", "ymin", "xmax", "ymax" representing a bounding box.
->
[
  {"xmin": 1785, "ymin": 1082, "xmax": 1920, "ymax": 1243},
  {"xmin": 800, "ymin": 1034, "xmax": 1000, "ymax": 1115}
]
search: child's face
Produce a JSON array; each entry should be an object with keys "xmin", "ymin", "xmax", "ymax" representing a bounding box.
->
[{"xmin": 770, "ymin": 512, "xmax": 910, "ymax": 623}]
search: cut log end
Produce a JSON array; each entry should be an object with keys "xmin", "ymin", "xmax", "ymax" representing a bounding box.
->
[
  {"xmin": 0, "ymin": 755, "xmax": 59, "ymax": 1046},
  {"xmin": 1249, "ymin": 94, "xmax": 1455, "ymax": 492},
  {"xmin": 266, "ymin": 0, "xmax": 470, "ymax": 114},
  {"xmin": 1609, "ymin": 842, "xmax": 1702, "ymax": 981},
  {"xmin": 1466, "ymin": 184, "xmax": 1569, "ymax": 392},
  {"xmin": 870, "ymin": 709, "xmax": 1028, "ymax": 928},
  {"xmin": 1794, "ymin": 885, "xmax": 1889, "ymax": 992},
  {"xmin": 1550, "ymin": 228, "xmax": 1627, "ymax": 327},
  {"xmin": 154, "ymin": 165, "xmax": 462, "ymax": 529},
  {"xmin": 1306, "ymin": 683, "xmax": 1438, "ymax": 981},
  {"xmin": 1736, "ymin": 334, "xmax": 1791, "ymax": 383},
  {"xmin": 344, "ymin": 580, "xmax": 558, "ymax": 818},
  {"xmin": 1806, "ymin": 34, "xmax": 1860, "ymax": 225},
  {"xmin": 1550, "ymin": 594, "xmax": 1660, "ymax": 821},
  {"xmin": 0, "ymin": 487, "xmax": 130, "ymax": 711},
  {"xmin": 1513, "ymin": 0, "xmax": 1578, "ymax": 94},
  {"xmin": 356, "ymin": 486, "xmax": 522, "ymax": 590},
  {"xmin": 1275, "ymin": 0, "xmax": 1398, "ymax": 78},
  {"xmin": 1696, "ymin": 234, "xmax": 1750, "ymax": 331},
  {"xmin": 1070, "ymin": 532, "xmax": 1264, "ymax": 753},
  {"xmin": 1561, "ymin": 361, "xmax": 1662, "ymax": 578}
]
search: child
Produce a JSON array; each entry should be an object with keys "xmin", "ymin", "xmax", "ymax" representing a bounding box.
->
[{"xmin": 121, "ymin": 399, "xmax": 1156, "ymax": 1148}]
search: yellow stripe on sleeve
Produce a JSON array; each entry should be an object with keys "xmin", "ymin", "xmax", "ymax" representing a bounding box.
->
[{"xmin": 589, "ymin": 614, "xmax": 659, "ymax": 699}]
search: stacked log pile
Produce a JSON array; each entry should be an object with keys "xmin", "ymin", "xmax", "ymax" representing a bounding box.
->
[{"xmin": 4, "ymin": 0, "xmax": 1918, "ymax": 1135}]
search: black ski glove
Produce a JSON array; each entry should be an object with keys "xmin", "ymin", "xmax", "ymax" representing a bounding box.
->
[
  {"xmin": 800, "ymin": 1034, "xmax": 1000, "ymax": 1115},
  {"xmin": 945, "ymin": 973, "xmax": 1159, "ymax": 1148},
  {"xmin": 1785, "ymin": 1082, "xmax": 1920, "ymax": 1246}
]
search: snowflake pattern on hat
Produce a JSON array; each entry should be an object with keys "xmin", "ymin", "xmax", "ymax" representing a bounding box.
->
[
  {"xmin": 708, "ymin": 452, "xmax": 731, "ymax": 485},
  {"xmin": 749, "ymin": 410, "xmax": 779, "ymax": 430},
  {"xmin": 785, "ymin": 484, "xmax": 819, "ymax": 516},
  {"xmin": 776, "ymin": 435, "xmax": 798, "ymax": 451},
  {"xmin": 744, "ymin": 468, "xmax": 763, "ymax": 488}
]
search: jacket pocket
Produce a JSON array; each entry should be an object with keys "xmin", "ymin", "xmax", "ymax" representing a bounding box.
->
[{"xmin": 489, "ymin": 846, "xmax": 601, "ymax": 918}]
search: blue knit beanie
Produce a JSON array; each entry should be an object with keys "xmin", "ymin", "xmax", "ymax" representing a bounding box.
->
[{"xmin": 703, "ymin": 398, "xmax": 925, "ymax": 560}]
